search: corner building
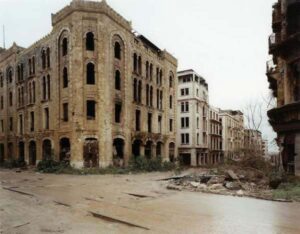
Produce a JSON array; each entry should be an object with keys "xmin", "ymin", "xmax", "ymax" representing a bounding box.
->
[{"xmin": 0, "ymin": 0, "xmax": 177, "ymax": 168}]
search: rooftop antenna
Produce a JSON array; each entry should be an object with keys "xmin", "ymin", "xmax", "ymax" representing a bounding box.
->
[{"xmin": 2, "ymin": 25, "xmax": 5, "ymax": 49}]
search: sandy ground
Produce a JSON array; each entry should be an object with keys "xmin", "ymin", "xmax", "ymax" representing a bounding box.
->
[{"xmin": 1, "ymin": 169, "xmax": 300, "ymax": 234}]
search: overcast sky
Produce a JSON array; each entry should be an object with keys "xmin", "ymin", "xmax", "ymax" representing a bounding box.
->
[{"xmin": 0, "ymin": 0, "xmax": 278, "ymax": 152}]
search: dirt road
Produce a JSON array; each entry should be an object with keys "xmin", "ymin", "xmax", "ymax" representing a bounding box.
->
[{"xmin": 1, "ymin": 169, "xmax": 300, "ymax": 234}]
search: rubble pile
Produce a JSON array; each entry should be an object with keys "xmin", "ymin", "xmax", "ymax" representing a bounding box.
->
[{"xmin": 166, "ymin": 167, "xmax": 280, "ymax": 201}]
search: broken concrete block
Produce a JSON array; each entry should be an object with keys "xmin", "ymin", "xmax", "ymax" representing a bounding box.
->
[
  {"xmin": 207, "ymin": 176, "xmax": 225, "ymax": 185},
  {"xmin": 190, "ymin": 182, "xmax": 200, "ymax": 188},
  {"xmin": 209, "ymin": 183, "xmax": 224, "ymax": 190},
  {"xmin": 167, "ymin": 185, "xmax": 182, "ymax": 191},
  {"xmin": 226, "ymin": 170, "xmax": 239, "ymax": 180},
  {"xmin": 224, "ymin": 182, "xmax": 241, "ymax": 190},
  {"xmin": 236, "ymin": 190, "xmax": 244, "ymax": 196}
]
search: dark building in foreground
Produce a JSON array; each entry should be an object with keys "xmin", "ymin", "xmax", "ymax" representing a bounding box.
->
[{"xmin": 267, "ymin": 0, "xmax": 300, "ymax": 175}]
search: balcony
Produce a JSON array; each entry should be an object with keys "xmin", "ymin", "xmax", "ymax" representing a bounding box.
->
[{"xmin": 268, "ymin": 101, "xmax": 300, "ymax": 132}]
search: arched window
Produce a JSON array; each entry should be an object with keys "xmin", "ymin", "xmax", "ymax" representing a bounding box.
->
[
  {"xmin": 0, "ymin": 73, "xmax": 3, "ymax": 87},
  {"xmin": 114, "ymin": 42, "xmax": 121, "ymax": 59},
  {"xmin": 32, "ymin": 81, "xmax": 36, "ymax": 103},
  {"xmin": 115, "ymin": 70, "xmax": 121, "ymax": 90},
  {"xmin": 46, "ymin": 48, "xmax": 51, "ymax": 68},
  {"xmin": 32, "ymin": 56, "xmax": 35, "ymax": 74},
  {"xmin": 150, "ymin": 64, "xmax": 153, "ymax": 81},
  {"xmin": 63, "ymin": 67, "xmax": 68, "ymax": 88},
  {"xmin": 87, "ymin": 62, "xmax": 95, "ymax": 84},
  {"xmin": 86, "ymin": 32, "xmax": 95, "ymax": 51},
  {"xmin": 62, "ymin": 38, "xmax": 68, "ymax": 56},
  {"xmin": 41, "ymin": 50, "xmax": 46, "ymax": 69}
]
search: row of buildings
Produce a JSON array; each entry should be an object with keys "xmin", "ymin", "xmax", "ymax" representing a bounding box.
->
[
  {"xmin": 176, "ymin": 70, "xmax": 268, "ymax": 166},
  {"xmin": 0, "ymin": 0, "xmax": 267, "ymax": 168}
]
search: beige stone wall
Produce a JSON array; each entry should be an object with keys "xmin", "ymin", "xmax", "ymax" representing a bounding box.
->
[{"xmin": 0, "ymin": 0, "xmax": 177, "ymax": 167}]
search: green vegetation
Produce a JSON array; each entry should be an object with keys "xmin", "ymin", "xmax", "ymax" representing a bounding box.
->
[
  {"xmin": 36, "ymin": 156, "xmax": 179, "ymax": 175},
  {"xmin": 0, "ymin": 159, "xmax": 26, "ymax": 169},
  {"xmin": 273, "ymin": 176, "xmax": 300, "ymax": 201}
]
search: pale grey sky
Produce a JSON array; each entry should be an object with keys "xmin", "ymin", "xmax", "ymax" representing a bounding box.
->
[{"xmin": 0, "ymin": 0, "xmax": 278, "ymax": 151}]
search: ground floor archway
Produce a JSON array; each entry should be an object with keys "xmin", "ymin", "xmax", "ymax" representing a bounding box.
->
[
  {"xmin": 145, "ymin": 141, "xmax": 153, "ymax": 159},
  {"xmin": 132, "ymin": 139, "xmax": 142, "ymax": 158},
  {"xmin": 42, "ymin": 139, "xmax": 52, "ymax": 160},
  {"xmin": 113, "ymin": 138, "xmax": 125, "ymax": 167},
  {"xmin": 7, "ymin": 143, "xmax": 13, "ymax": 160},
  {"xmin": 83, "ymin": 138, "xmax": 99, "ymax": 168},
  {"xmin": 156, "ymin": 142, "xmax": 163, "ymax": 158},
  {"xmin": 60, "ymin": 138, "xmax": 71, "ymax": 162},
  {"xmin": 29, "ymin": 141, "xmax": 36, "ymax": 166},
  {"xmin": 169, "ymin": 142, "xmax": 175, "ymax": 162},
  {"xmin": 18, "ymin": 142, "xmax": 25, "ymax": 162}
]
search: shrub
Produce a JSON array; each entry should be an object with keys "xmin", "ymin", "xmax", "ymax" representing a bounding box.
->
[
  {"xmin": 128, "ymin": 156, "xmax": 176, "ymax": 172},
  {"xmin": 0, "ymin": 159, "xmax": 27, "ymax": 169}
]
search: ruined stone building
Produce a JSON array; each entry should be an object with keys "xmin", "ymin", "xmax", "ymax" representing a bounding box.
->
[
  {"xmin": 0, "ymin": 0, "xmax": 177, "ymax": 168},
  {"xmin": 177, "ymin": 70, "xmax": 209, "ymax": 166},
  {"xmin": 244, "ymin": 129, "xmax": 263, "ymax": 156},
  {"xmin": 262, "ymin": 139, "xmax": 269, "ymax": 159},
  {"xmin": 219, "ymin": 110, "xmax": 244, "ymax": 160},
  {"xmin": 267, "ymin": 0, "xmax": 300, "ymax": 175},
  {"xmin": 208, "ymin": 106, "xmax": 223, "ymax": 164}
]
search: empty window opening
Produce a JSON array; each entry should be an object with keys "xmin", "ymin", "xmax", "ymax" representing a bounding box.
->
[
  {"xmin": 42, "ymin": 50, "xmax": 46, "ymax": 69},
  {"xmin": 60, "ymin": 138, "xmax": 71, "ymax": 162},
  {"xmin": 63, "ymin": 103, "xmax": 69, "ymax": 122},
  {"xmin": 156, "ymin": 142, "xmax": 163, "ymax": 158},
  {"xmin": 44, "ymin": 108, "xmax": 49, "ymax": 129},
  {"xmin": 115, "ymin": 103, "xmax": 122, "ymax": 123},
  {"xmin": 63, "ymin": 67, "xmax": 68, "ymax": 88},
  {"xmin": 113, "ymin": 138, "xmax": 124, "ymax": 167},
  {"xmin": 132, "ymin": 139, "xmax": 142, "ymax": 158},
  {"xmin": 18, "ymin": 142, "xmax": 25, "ymax": 162},
  {"xmin": 47, "ymin": 47, "xmax": 51, "ymax": 67},
  {"xmin": 138, "ymin": 80, "xmax": 142, "ymax": 103},
  {"xmin": 87, "ymin": 100, "xmax": 96, "ymax": 120},
  {"xmin": 115, "ymin": 70, "xmax": 121, "ymax": 90},
  {"xmin": 62, "ymin": 38, "xmax": 68, "ymax": 56},
  {"xmin": 133, "ymin": 53, "xmax": 138, "ymax": 72},
  {"xmin": 87, "ymin": 63, "xmax": 95, "ymax": 84},
  {"xmin": 145, "ymin": 141, "xmax": 152, "ymax": 159},
  {"xmin": 30, "ymin": 111, "xmax": 34, "ymax": 132},
  {"xmin": 114, "ymin": 42, "xmax": 121, "ymax": 59},
  {"xmin": 42, "ymin": 139, "xmax": 52, "ymax": 160},
  {"xmin": 83, "ymin": 138, "xmax": 99, "ymax": 168},
  {"xmin": 133, "ymin": 79, "xmax": 137, "ymax": 101},
  {"xmin": 169, "ymin": 142, "xmax": 175, "ymax": 162},
  {"xmin": 29, "ymin": 141, "xmax": 36, "ymax": 166},
  {"xmin": 148, "ymin": 112, "xmax": 152, "ymax": 133},
  {"xmin": 135, "ymin": 109, "xmax": 141, "ymax": 131},
  {"xmin": 86, "ymin": 32, "xmax": 95, "ymax": 51},
  {"xmin": 158, "ymin": 115, "xmax": 162, "ymax": 133}
]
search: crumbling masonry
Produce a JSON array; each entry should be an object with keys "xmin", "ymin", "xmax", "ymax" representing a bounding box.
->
[{"xmin": 0, "ymin": 0, "xmax": 177, "ymax": 168}]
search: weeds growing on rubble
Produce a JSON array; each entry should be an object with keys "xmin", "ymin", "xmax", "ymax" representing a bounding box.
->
[{"xmin": 36, "ymin": 156, "xmax": 179, "ymax": 175}]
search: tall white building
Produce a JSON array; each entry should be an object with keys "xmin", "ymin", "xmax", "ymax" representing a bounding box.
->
[{"xmin": 177, "ymin": 70, "xmax": 209, "ymax": 166}]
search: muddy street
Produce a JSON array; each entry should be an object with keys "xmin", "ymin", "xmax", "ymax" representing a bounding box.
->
[{"xmin": 1, "ymin": 169, "xmax": 300, "ymax": 234}]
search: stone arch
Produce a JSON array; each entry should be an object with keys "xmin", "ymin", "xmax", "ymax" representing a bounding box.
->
[
  {"xmin": 169, "ymin": 142, "xmax": 175, "ymax": 162},
  {"xmin": 7, "ymin": 142, "xmax": 13, "ymax": 160},
  {"xmin": 112, "ymin": 34, "xmax": 125, "ymax": 60},
  {"xmin": 86, "ymin": 62, "xmax": 95, "ymax": 84},
  {"xmin": 132, "ymin": 139, "xmax": 142, "ymax": 158},
  {"xmin": 42, "ymin": 139, "xmax": 52, "ymax": 160},
  {"xmin": 58, "ymin": 29, "xmax": 70, "ymax": 57},
  {"xmin": 145, "ymin": 140, "xmax": 153, "ymax": 159},
  {"xmin": 18, "ymin": 141, "xmax": 25, "ymax": 162},
  {"xmin": 85, "ymin": 31, "xmax": 95, "ymax": 51},
  {"xmin": 113, "ymin": 138, "xmax": 125, "ymax": 167},
  {"xmin": 28, "ymin": 141, "xmax": 36, "ymax": 166},
  {"xmin": 156, "ymin": 141, "xmax": 163, "ymax": 158},
  {"xmin": 59, "ymin": 138, "xmax": 71, "ymax": 162},
  {"xmin": 83, "ymin": 138, "xmax": 99, "ymax": 168},
  {"xmin": 0, "ymin": 143, "xmax": 4, "ymax": 163}
]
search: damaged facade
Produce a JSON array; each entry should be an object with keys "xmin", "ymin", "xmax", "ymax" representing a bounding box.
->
[
  {"xmin": 267, "ymin": 0, "xmax": 300, "ymax": 175},
  {"xmin": 0, "ymin": 0, "xmax": 177, "ymax": 168}
]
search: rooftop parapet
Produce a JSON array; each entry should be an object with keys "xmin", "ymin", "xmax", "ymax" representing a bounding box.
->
[{"xmin": 51, "ymin": 0, "xmax": 132, "ymax": 32}]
